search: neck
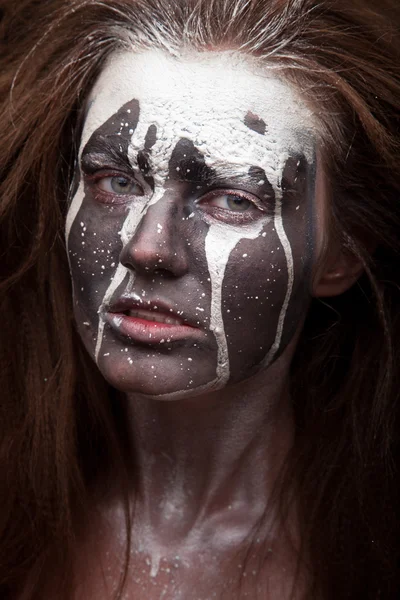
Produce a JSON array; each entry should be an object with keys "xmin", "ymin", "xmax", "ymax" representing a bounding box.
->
[{"xmin": 122, "ymin": 352, "xmax": 294, "ymax": 553}]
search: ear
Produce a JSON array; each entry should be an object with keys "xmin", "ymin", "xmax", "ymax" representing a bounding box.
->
[{"xmin": 313, "ymin": 246, "xmax": 365, "ymax": 298}]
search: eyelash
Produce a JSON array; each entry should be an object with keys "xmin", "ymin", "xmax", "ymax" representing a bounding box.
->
[
  {"xmin": 196, "ymin": 189, "xmax": 273, "ymax": 224},
  {"xmin": 84, "ymin": 171, "xmax": 145, "ymax": 205}
]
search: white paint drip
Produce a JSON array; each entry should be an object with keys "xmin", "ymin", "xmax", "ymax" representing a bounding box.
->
[
  {"xmin": 65, "ymin": 179, "xmax": 85, "ymax": 243},
  {"xmin": 204, "ymin": 218, "xmax": 268, "ymax": 386},
  {"xmin": 263, "ymin": 183, "xmax": 294, "ymax": 368},
  {"xmin": 94, "ymin": 197, "xmax": 148, "ymax": 361},
  {"xmin": 149, "ymin": 548, "xmax": 162, "ymax": 578},
  {"xmin": 94, "ymin": 264, "xmax": 127, "ymax": 361}
]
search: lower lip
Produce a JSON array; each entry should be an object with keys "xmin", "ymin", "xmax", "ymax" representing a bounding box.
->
[{"xmin": 105, "ymin": 312, "xmax": 202, "ymax": 345}]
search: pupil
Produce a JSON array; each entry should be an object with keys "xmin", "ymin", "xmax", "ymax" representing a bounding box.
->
[
  {"xmin": 227, "ymin": 195, "xmax": 250, "ymax": 211},
  {"xmin": 112, "ymin": 177, "xmax": 130, "ymax": 193}
]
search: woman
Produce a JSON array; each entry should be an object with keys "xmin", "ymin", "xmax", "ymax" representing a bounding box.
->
[{"xmin": 0, "ymin": 0, "xmax": 399, "ymax": 598}]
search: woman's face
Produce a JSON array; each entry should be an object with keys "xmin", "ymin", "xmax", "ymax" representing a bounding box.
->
[{"xmin": 66, "ymin": 49, "xmax": 318, "ymax": 398}]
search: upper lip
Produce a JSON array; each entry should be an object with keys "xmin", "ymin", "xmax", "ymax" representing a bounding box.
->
[{"xmin": 106, "ymin": 296, "xmax": 193, "ymax": 327}]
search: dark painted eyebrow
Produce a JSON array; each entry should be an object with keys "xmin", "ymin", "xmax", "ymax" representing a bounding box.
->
[
  {"xmin": 174, "ymin": 156, "xmax": 214, "ymax": 183},
  {"xmin": 175, "ymin": 156, "xmax": 274, "ymax": 190},
  {"xmin": 79, "ymin": 139, "xmax": 273, "ymax": 191},
  {"xmin": 80, "ymin": 135, "xmax": 132, "ymax": 173},
  {"xmin": 79, "ymin": 134, "xmax": 298, "ymax": 199}
]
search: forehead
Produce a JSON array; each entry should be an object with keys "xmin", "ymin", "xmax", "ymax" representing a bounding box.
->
[{"xmin": 81, "ymin": 49, "xmax": 316, "ymax": 184}]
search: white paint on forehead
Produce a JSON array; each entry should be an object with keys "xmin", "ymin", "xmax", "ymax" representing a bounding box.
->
[
  {"xmin": 86, "ymin": 49, "xmax": 316, "ymax": 191},
  {"xmin": 67, "ymin": 48, "xmax": 316, "ymax": 390}
]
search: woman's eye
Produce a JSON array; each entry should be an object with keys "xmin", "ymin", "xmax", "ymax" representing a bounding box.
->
[
  {"xmin": 97, "ymin": 176, "xmax": 144, "ymax": 196},
  {"xmin": 197, "ymin": 190, "xmax": 265, "ymax": 224},
  {"xmin": 211, "ymin": 194, "xmax": 252, "ymax": 212}
]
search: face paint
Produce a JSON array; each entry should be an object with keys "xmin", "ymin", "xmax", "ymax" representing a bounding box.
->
[
  {"xmin": 205, "ymin": 219, "xmax": 267, "ymax": 387},
  {"xmin": 66, "ymin": 49, "xmax": 317, "ymax": 398}
]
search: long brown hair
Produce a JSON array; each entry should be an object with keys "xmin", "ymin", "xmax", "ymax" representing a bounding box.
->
[{"xmin": 1, "ymin": 1, "xmax": 399, "ymax": 598}]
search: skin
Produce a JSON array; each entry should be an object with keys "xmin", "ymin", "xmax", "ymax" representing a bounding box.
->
[{"xmin": 66, "ymin": 50, "xmax": 320, "ymax": 599}]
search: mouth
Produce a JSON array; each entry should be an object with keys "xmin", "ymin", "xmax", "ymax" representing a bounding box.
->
[
  {"xmin": 120, "ymin": 308, "xmax": 184, "ymax": 326},
  {"xmin": 104, "ymin": 299, "xmax": 203, "ymax": 345}
]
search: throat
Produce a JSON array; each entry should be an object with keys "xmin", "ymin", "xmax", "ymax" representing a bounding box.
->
[
  {"xmin": 86, "ymin": 364, "xmax": 299, "ymax": 600},
  {"xmin": 123, "ymin": 372, "xmax": 294, "ymax": 548}
]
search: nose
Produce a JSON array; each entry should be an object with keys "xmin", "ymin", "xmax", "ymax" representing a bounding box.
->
[{"xmin": 119, "ymin": 195, "xmax": 189, "ymax": 277}]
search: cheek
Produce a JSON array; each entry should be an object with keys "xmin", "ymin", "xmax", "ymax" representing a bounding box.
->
[
  {"xmin": 67, "ymin": 193, "xmax": 127, "ymax": 349},
  {"xmin": 222, "ymin": 225, "xmax": 288, "ymax": 378},
  {"xmin": 222, "ymin": 203, "xmax": 313, "ymax": 381}
]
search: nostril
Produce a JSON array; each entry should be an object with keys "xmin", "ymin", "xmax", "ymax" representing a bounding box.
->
[{"xmin": 152, "ymin": 268, "xmax": 177, "ymax": 279}]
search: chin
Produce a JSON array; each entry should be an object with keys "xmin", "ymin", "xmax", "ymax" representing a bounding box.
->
[{"xmin": 95, "ymin": 351, "xmax": 222, "ymax": 400}]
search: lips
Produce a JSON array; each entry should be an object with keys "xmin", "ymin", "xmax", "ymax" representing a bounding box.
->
[
  {"xmin": 125, "ymin": 308, "xmax": 183, "ymax": 326},
  {"xmin": 104, "ymin": 297, "xmax": 203, "ymax": 345}
]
